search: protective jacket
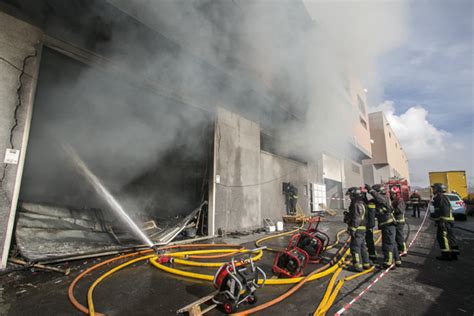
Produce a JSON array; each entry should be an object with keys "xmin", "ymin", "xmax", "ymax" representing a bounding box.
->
[
  {"xmin": 347, "ymin": 199, "xmax": 367, "ymax": 232},
  {"xmin": 392, "ymin": 198, "xmax": 406, "ymax": 224},
  {"xmin": 366, "ymin": 200, "xmax": 376, "ymax": 228},
  {"xmin": 433, "ymin": 193, "xmax": 454, "ymax": 222},
  {"xmin": 369, "ymin": 189, "xmax": 396, "ymax": 227}
]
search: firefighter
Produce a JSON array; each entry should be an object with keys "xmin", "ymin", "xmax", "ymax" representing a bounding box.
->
[
  {"xmin": 432, "ymin": 183, "xmax": 460, "ymax": 261},
  {"xmin": 364, "ymin": 190, "xmax": 378, "ymax": 261},
  {"xmin": 391, "ymin": 187, "xmax": 407, "ymax": 255},
  {"xmin": 410, "ymin": 190, "xmax": 422, "ymax": 218},
  {"xmin": 365, "ymin": 184, "xmax": 401, "ymax": 268},
  {"xmin": 283, "ymin": 182, "xmax": 298, "ymax": 215},
  {"xmin": 345, "ymin": 187, "xmax": 371, "ymax": 272}
]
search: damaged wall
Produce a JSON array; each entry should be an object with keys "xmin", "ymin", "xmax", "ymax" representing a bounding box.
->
[
  {"xmin": 0, "ymin": 11, "xmax": 42, "ymax": 269},
  {"xmin": 214, "ymin": 107, "xmax": 261, "ymax": 232}
]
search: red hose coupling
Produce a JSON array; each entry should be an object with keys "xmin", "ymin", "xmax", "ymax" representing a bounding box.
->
[{"xmin": 157, "ymin": 256, "xmax": 172, "ymax": 264}]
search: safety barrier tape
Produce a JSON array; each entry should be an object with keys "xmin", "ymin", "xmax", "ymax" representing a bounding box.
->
[{"xmin": 334, "ymin": 204, "xmax": 430, "ymax": 315}]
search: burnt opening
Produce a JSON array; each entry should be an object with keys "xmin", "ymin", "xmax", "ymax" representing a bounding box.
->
[{"xmin": 16, "ymin": 47, "xmax": 212, "ymax": 261}]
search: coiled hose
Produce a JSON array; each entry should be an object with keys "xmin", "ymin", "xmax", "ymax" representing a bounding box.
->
[{"xmin": 68, "ymin": 243, "xmax": 243, "ymax": 315}]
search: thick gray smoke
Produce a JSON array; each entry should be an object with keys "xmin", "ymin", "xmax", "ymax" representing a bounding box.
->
[
  {"xmin": 106, "ymin": 0, "xmax": 407, "ymax": 157},
  {"xmin": 20, "ymin": 0, "xmax": 407, "ymax": 222}
]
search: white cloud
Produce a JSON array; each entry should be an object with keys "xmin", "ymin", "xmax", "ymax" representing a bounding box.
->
[
  {"xmin": 370, "ymin": 101, "xmax": 473, "ymax": 187},
  {"xmin": 371, "ymin": 100, "xmax": 450, "ymax": 160}
]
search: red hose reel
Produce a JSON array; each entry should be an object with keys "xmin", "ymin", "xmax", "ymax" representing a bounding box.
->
[{"xmin": 272, "ymin": 217, "xmax": 329, "ymax": 278}]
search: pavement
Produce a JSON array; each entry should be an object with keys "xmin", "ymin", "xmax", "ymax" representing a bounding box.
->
[{"xmin": 1, "ymin": 210, "xmax": 473, "ymax": 315}]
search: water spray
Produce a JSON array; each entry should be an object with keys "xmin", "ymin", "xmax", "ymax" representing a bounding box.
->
[{"xmin": 62, "ymin": 143, "xmax": 154, "ymax": 248}]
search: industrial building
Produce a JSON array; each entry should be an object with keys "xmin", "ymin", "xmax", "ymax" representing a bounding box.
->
[
  {"xmin": 0, "ymin": 0, "xmax": 372, "ymax": 270},
  {"xmin": 363, "ymin": 111, "xmax": 410, "ymax": 185}
]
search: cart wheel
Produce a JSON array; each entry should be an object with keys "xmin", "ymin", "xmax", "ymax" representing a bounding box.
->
[
  {"xmin": 223, "ymin": 302, "xmax": 237, "ymax": 314},
  {"xmin": 247, "ymin": 294, "xmax": 258, "ymax": 305}
]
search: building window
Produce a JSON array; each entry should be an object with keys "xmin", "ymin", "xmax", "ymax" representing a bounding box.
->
[
  {"xmin": 352, "ymin": 163, "xmax": 361, "ymax": 174},
  {"xmin": 357, "ymin": 95, "xmax": 366, "ymax": 115},
  {"xmin": 389, "ymin": 132, "xmax": 391, "ymax": 138},
  {"xmin": 360, "ymin": 117, "xmax": 367, "ymax": 129},
  {"xmin": 395, "ymin": 143, "xmax": 398, "ymax": 148}
]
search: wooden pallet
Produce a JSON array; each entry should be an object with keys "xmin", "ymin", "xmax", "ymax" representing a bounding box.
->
[
  {"xmin": 176, "ymin": 291, "xmax": 218, "ymax": 315},
  {"xmin": 282, "ymin": 214, "xmax": 305, "ymax": 223}
]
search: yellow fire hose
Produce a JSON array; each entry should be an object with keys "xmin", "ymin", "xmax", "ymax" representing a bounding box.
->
[
  {"xmin": 87, "ymin": 254, "xmax": 156, "ymax": 316},
  {"xmin": 71, "ymin": 244, "xmax": 243, "ymax": 315},
  {"xmin": 84, "ymin": 226, "xmax": 379, "ymax": 315},
  {"xmin": 88, "ymin": 227, "xmax": 351, "ymax": 314},
  {"xmin": 150, "ymin": 253, "xmax": 342, "ymax": 285},
  {"xmin": 313, "ymin": 232, "xmax": 382, "ymax": 316},
  {"xmin": 171, "ymin": 249, "xmax": 264, "ymax": 267},
  {"xmin": 255, "ymin": 219, "xmax": 346, "ymax": 253},
  {"xmin": 255, "ymin": 219, "xmax": 306, "ymax": 252},
  {"xmin": 324, "ymin": 229, "xmax": 349, "ymax": 251}
]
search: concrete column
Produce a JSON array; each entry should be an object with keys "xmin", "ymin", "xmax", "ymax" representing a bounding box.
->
[
  {"xmin": 214, "ymin": 107, "xmax": 261, "ymax": 233},
  {"xmin": 0, "ymin": 12, "xmax": 42, "ymax": 269}
]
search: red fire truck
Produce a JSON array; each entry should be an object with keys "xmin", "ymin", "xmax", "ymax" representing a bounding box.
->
[
  {"xmin": 384, "ymin": 177, "xmax": 411, "ymax": 201},
  {"xmin": 383, "ymin": 177, "xmax": 428, "ymax": 208}
]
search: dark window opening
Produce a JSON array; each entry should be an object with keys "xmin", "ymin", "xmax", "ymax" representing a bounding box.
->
[{"xmin": 17, "ymin": 47, "xmax": 212, "ymax": 260}]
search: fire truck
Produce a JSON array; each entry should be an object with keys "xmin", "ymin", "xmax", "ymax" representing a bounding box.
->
[
  {"xmin": 384, "ymin": 177, "xmax": 411, "ymax": 201},
  {"xmin": 383, "ymin": 177, "xmax": 428, "ymax": 208}
]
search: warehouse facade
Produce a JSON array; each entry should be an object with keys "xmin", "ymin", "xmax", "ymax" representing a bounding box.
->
[{"xmin": 0, "ymin": 0, "xmax": 372, "ymax": 269}]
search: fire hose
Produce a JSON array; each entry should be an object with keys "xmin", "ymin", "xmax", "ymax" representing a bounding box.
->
[
  {"xmin": 73, "ymin": 234, "xmax": 348, "ymax": 315},
  {"xmin": 231, "ymin": 238, "xmax": 352, "ymax": 315},
  {"xmin": 68, "ymin": 243, "xmax": 243, "ymax": 315},
  {"xmin": 232, "ymin": 231, "xmax": 381, "ymax": 315},
  {"xmin": 254, "ymin": 220, "xmax": 306, "ymax": 252},
  {"xmin": 69, "ymin": 229, "xmax": 379, "ymax": 315},
  {"xmin": 313, "ymin": 231, "xmax": 382, "ymax": 316}
]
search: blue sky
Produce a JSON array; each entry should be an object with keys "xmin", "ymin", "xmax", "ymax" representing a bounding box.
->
[{"xmin": 373, "ymin": 0, "xmax": 473, "ymax": 187}]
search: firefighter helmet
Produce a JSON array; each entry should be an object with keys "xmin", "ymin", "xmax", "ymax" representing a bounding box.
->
[
  {"xmin": 346, "ymin": 187, "xmax": 364, "ymax": 198},
  {"xmin": 431, "ymin": 183, "xmax": 447, "ymax": 194},
  {"xmin": 390, "ymin": 186, "xmax": 401, "ymax": 198},
  {"xmin": 372, "ymin": 184, "xmax": 386, "ymax": 195}
]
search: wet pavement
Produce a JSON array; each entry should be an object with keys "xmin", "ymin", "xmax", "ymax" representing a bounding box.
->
[{"xmin": 1, "ymin": 211, "xmax": 473, "ymax": 315}]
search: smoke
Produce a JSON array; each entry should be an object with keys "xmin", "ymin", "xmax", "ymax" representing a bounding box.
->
[
  {"xmin": 105, "ymin": 0, "xmax": 408, "ymax": 156},
  {"xmin": 20, "ymin": 0, "xmax": 408, "ymax": 220}
]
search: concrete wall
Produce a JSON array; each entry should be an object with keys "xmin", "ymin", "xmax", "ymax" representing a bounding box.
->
[
  {"xmin": 214, "ymin": 108, "xmax": 261, "ymax": 232},
  {"xmin": 343, "ymin": 159, "xmax": 364, "ymax": 189},
  {"xmin": 0, "ymin": 12, "xmax": 42, "ymax": 269},
  {"xmin": 366, "ymin": 112, "xmax": 388, "ymax": 164},
  {"xmin": 373, "ymin": 164, "xmax": 392, "ymax": 184},
  {"xmin": 260, "ymin": 151, "xmax": 308, "ymax": 222},
  {"xmin": 214, "ymin": 108, "xmax": 313, "ymax": 232},
  {"xmin": 363, "ymin": 164, "xmax": 375, "ymax": 185},
  {"xmin": 349, "ymin": 79, "xmax": 372, "ymax": 156},
  {"xmin": 363, "ymin": 112, "xmax": 410, "ymax": 182}
]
